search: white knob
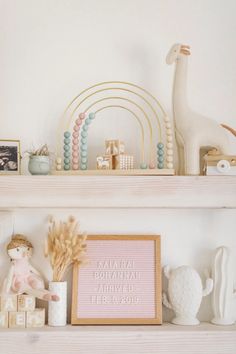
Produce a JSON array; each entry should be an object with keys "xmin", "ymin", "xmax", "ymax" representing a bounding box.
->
[{"xmin": 216, "ymin": 160, "xmax": 230, "ymax": 173}]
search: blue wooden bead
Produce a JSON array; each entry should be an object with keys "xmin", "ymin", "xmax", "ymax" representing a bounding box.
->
[
  {"xmin": 81, "ymin": 131, "xmax": 87, "ymax": 138},
  {"xmin": 158, "ymin": 156, "xmax": 164, "ymax": 163},
  {"xmin": 64, "ymin": 131, "xmax": 71, "ymax": 138},
  {"xmin": 157, "ymin": 142, "xmax": 164, "ymax": 149},
  {"xmin": 81, "ymin": 157, "xmax": 87, "ymax": 163},
  {"xmin": 83, "ymin": 125, "xmax": 89, "ymax": 131},
  {"xmin": 64, "ymin": 158, "xmax": 70, "ymax": 164},
  {"xmin": 64, "ymin": 138, "xmax": 70, "ymax": 145},
  {"xmin": 64, "ymin": 164, "xmax": 70, "ymax": 170},
  {"xmin": 81, "ymin": 144, "xmax": 87, "ymax": 151},
  {"xmin": 64, "ymin": 151, "xmax": 70, "ymax": 158},
  {"xmin": 64, "ymin": 145, "xmax": 70, "ymax": 151},
  {"xmin": 81, "ymin": 151, "xmax": 87, "ymax": 157},
  {"xmin": 140, "ymin": 163, "xmax": 147, "ymax": 169},
  {"xmin": 80, "ymin": 163, "xmax": 87, "ymax": 170},
  {"xmin": 89, "ymin": 112, "xmax": 95, "ymax": 120},
  {"xmin": 158, "ymin": 149, "xmax": 164, "ymax": 156},
  {"xmin": 85, "ymin": 118, "xmax": 91, "ymax": 125},
  {"xmin": 158, "ymin": 163, "xmax": 164, "ymax": 169},
  {"xmin": 81, "ymin": 138, "xmax": 87, "ymax": 144}
]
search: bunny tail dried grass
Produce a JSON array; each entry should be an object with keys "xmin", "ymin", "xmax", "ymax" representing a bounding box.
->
[{"xmin": 45, "ymin": 215, "xmax": 87, "ymax": 281}]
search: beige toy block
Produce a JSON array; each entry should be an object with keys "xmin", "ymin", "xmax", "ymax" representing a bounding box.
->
[
  {"xmin": 96, "ymin": 155, "xmax": 113, "ymax": 170},
  {"xmin": 26, "ymin": 309, "xmax": 45, "ymax": 328},
  {"xmin": 105, "ymin": 140, "xmax": 125, "ymax": 155},
  {"xmin": 9, "ymin": 311, "xmax": 25, "ymax": 328},
  {"xmin": 115, "ymin": 154, "xmax": 134, "ymax": 170},
  {"xmin": 18, "ymin": 294, "xmax": 36, "ymax": 311},
  {"xmin": 0, "ymin": 312, "xmax": 8, "ymax": 328},
  {"xmin": 0, "ymin": 295, "xmax": 17, "ymax": 312}
]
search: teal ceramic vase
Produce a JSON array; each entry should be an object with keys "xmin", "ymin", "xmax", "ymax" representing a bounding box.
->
[{"xmin": 28, "ymin": 156, "xmax": 50, "ymax": 175}]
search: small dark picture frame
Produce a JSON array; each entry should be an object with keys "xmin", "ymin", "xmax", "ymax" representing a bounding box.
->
[{"xmin": 0, "ymin": 140, "xmax": 21, "ymax": 175}]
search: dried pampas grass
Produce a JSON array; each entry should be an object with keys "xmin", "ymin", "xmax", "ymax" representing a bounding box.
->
[{"xmin": 45, "ymin": 216, "xmax": 87, "ymax": 281}]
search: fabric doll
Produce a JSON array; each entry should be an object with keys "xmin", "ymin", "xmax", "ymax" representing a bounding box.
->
[{"xmin": 2, "ymin": 234, "xmax": 59, "ymax": 301}]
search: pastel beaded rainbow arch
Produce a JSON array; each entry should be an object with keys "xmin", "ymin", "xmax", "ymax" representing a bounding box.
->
[
  {"xmin": 75, "ymin": 106, "xmax": 146, "ymax": 171},
  {"xmin": 83, "ymin": 97, "xmax": 153, "ymax": 165},
  {"xmin": 67, "ymin": 87, "xmax": 162, "ymax": 141},
  {"xmin": 57, "ymin": 81, "xmax": 174, "ymax": 172}
]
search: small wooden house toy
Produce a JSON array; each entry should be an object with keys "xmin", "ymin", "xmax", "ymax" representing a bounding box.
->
[{"xmin": 105, "ymin": 140, "xmax": 125, "ymax": 155}]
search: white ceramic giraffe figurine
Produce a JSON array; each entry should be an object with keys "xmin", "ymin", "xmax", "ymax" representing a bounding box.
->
[{"xmin": 166, "ymin": 44, "xmax": 231, "ymax": 175}]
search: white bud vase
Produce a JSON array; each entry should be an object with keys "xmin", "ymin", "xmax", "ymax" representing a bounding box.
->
[{"xmin": 48, "ymin": 281, "xmax": 67, "ymax": 326}]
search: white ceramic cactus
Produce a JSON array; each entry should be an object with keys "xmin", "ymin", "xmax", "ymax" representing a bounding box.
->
[
  {"xmin": 163, "ymin": 265, "xmax": 213, "ymax": 325},
  {"xmin": 211, "ymin": 246, "xmax": 236, "ymax": 325}
]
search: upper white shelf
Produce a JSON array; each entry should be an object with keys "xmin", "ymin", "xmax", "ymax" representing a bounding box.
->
[{"xmin": 0, "ymin": 175, "xmax": 236, "ymax": 209}]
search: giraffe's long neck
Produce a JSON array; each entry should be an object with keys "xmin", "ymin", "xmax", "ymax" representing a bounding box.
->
[{"xmin": 173, "ymin": 55, "xmax": 189, "ymax": 121}]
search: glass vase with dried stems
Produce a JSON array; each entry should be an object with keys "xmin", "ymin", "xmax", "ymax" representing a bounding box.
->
[{"xmin": 45, "ymin": 215, "xmax": 87, "ymax": 326}]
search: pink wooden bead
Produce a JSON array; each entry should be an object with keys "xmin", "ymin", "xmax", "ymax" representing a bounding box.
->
[
  {"xmin": 79, "ymin": 113, "xmax": 86, "ymax": 120},
  {"xmin": 72, "ymin": 164, "xmax": 79, "ymax": 170},
  {"xmin": 72, "ymin": 145, "xmax": 78, "ymax": 151},
  {"xmin": 73, "ymin": 132, "xmax": 79, "ymax": 138},
  {"xmin": 149, "ymin": 163, "xmax": 155, "ymax": 169},
  {"xmin": 73, "ymin": 126, "xmax": 80, "ymax": 132},
  {"xmin": 73, "ymin": 139, "xmax": 78, "ymax": 145},
  {"xmin": 72, "ymin": 151, "xmax": 79, "ymax": 158},
  {"xmin": 75, "ymin": 119, "xmax": 82, "ymax": 126},
  {"xmin": 72, "ymin": 158, "xmax": 79, "ymax": 163}
]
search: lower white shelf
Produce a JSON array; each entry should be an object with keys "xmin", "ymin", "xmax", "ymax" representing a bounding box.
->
[{"xmin": 0, "ymin": 323, "xmax": 235, "ymax": 354}]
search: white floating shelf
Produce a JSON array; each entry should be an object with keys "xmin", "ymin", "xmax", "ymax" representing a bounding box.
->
[
  {"xmin": 0, "ymin": 324, "xmax": 235, "ymax": 354},
  {"xmin": 0, "ymin": 175, "xmax": 236, "ymax": 209}
]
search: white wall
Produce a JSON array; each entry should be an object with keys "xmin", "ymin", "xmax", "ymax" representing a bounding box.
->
[{"xmin": 1, "ymin": 0, "xmax": 236, "ymax": 322}]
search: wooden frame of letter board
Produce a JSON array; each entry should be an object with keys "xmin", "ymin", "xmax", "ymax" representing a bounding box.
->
[{"xmin": 71, "ymin": 235, "xmax": 162, "ymax": 325}]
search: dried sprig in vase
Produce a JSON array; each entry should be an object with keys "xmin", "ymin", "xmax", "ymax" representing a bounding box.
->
[{"xmin": 45, "ymin": 216, "xmax": 87, "ymax": 326}]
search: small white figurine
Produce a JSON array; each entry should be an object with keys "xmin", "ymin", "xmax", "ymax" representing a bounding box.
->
[
  {"xmin": 163, "ymin": 265, "xmax": 213, "ymax": 325},
  {"xmin": 211, "ymin": 246, "xmax": 236, "ymax": 325},
  {"xmin": 1, "ymin": 234, "xmax": 59, "ymax": 302},
  {"xmin": 166, "ymin": 43, "xmax": 233, "ymax": 175}
]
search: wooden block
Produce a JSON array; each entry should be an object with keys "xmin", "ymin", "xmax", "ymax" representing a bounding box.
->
[
  {"xmin": 0, "ymin": 312, "xmax": 8, "ymax": 328},
  {"xmin": 105, "ymin": 140, "xmax": 125, "ymax": 155},
  {"xmin": 9, "ymin": 311, "xmax": 25, "ymax": 328},
  {"xmin": 26, "ymin": 309, "xmax": 45, "ymax": 328},
  {"xmin": 96, "ymin": 155, "xmax": 113, "ymax": 170},
  {"xmin": 115, "ymin": 155, "xmax": 134, "ymax": 170},
  {"xmin": 0, "ymin": 295, "xmax": 17, "ymax": 311},
  {"xmin": 18, "ymin": 294, "xmax": 35, "ymax": 311}
]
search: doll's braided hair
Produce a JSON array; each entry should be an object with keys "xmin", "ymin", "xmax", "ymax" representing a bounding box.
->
[{"xmin": 7, "ymin": 234, "xmax": 33, "ymax": 250}]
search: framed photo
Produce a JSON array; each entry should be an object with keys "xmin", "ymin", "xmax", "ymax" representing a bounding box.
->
[
  {"xmin": 0, "ymin": 140, "xmax": 21, "ymax": 175},
  {"xmin": 71, "ymin": 235, "xmax": 162, "ymax": 325}
]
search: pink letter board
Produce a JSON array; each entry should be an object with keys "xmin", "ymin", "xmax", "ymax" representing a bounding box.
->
[{"xmin": 71, "ymin": 235, "xmax": 161, "ymax": 324}]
